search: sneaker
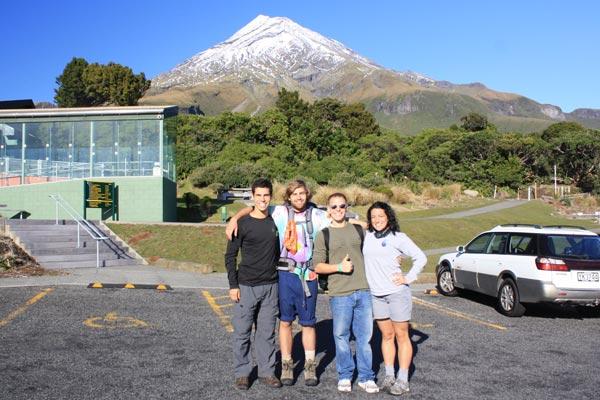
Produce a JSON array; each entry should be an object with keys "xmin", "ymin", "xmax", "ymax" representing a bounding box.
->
[
  {"xmin": 337, "ymin": 379, "xmax": 352, "ymax": 392},
  {"xmin": 390, "ymin": 380, "xmax": 410, "ymax": 396},
  {"xmin": 304, "ymin": 359, "xmax": 318, "ymax": 386},
  {"xmin": 358, "ymin": 380, "xmax": 380, "ymax": 394},
  {"xmin": 259, "ymin": 375, "xmax": 282, "ymax": 388},
  {"xmin": 380, "ymin": 375, "xmax": 395, "ymax": 392},
  {"xmin": 280, "ymin": 359, "xmax": 294, "ymax": 386},
  {"xmin": 234, "ymin": 376, "xmax": 249, "ymax": 390}
]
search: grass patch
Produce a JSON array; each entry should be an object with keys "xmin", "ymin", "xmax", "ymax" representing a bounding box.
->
[{"xmin": 108, "ymin": 224, "xmax": 227, "ymax": 272}]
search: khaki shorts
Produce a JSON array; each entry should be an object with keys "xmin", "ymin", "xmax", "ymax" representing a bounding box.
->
[{"xmin": 372, "ymin": 285, "xmax": 412, "ymax": 322}]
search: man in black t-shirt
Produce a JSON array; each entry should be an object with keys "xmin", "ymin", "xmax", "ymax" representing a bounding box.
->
[{"xmin": 224, "ymin": 178, "xmax": 281, "ymax": 390}]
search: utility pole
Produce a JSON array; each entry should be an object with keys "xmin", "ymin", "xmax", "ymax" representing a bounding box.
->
[{"xmin": 554, "ymin": 164, "xmax": 557, "ymax": 196}]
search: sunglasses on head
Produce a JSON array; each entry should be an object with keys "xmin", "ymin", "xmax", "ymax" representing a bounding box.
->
[{"xmin": 330, "ymin": 204, "xmax": 347, "ymax": 210}]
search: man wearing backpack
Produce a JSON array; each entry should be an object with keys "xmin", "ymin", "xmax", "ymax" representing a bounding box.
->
[{"xmin": 313, "ymin": 193, "xmax": 379, "ymax": 394}]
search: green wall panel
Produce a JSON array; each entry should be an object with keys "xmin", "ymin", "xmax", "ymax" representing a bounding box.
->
[{"xmin": 0, "ymin": 177, "xmax": 176, "ymax": 222}]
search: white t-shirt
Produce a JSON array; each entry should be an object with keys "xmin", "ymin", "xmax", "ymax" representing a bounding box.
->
[{"xmin": 363, "ymin": 230, "xmax": 427, "ymax": 296}]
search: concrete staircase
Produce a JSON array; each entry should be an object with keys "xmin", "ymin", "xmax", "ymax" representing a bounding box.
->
[{"xmin": 4, "ymin": 219, "xmax": 144, "ymax": 269}]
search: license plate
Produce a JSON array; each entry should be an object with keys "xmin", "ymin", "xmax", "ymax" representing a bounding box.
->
[{"xmin": 577, "ymin": 272, "xmax": 599, "ymax": 282}]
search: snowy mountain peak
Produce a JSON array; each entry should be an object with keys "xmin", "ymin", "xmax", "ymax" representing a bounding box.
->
[{"xmin": 152, "ymin": 15, "xmax": 381, "ymax": 89}]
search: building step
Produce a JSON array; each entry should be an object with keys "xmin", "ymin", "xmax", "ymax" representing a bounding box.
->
[
  {"xmin": 41, "ymin": 258, "xmax": 144, "ymax": 269},
  {"xmin": 28, "ymin": 245, "xmax": 129, "ymax": 256},
  {"xmin": 6, "ymin": 219, "xmax": 142, "ymax": 269},
  {"xmin": 6, "ymin": 219, "xmax": 79, "ymax": 226},
  {"xmin": 8, "ymin": 225, "xmax": 100, "ymax": 233},
  {"xmin": 14, "ymin": 234, "xmax": 97, "ymax": 243},
  {"xmin": 23, "ymin": 241, "xmax": 119, "ymax": 250},
  {"xmin": 35, "ymin": 252, "xmax": 137, "ymax": 263}
]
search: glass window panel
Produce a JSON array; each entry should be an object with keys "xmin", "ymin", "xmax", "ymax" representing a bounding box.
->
[
  {"xmin": 466, "ymin": 233, "xmax": 492, "ymax": 253},
  {"xmin": 92, "ymin": 121, "xmax": 118, "ymax": 177},
  {"xmin": 163, "ymin": 116, "xmax": 176, "ymax": 181},
  {"xmin": 486, "ymin": 233, "xmax": 508, "ymax": 254},
  {"xmin": 116, "ymin": 120, "xmax": 136, "ymax": 176},
  {"xmin": 508, "ymin": 234, "xmax": 537, "ymax": 255},
  {"xmin": 140, "ymin": 119, "xmax": 160, "ymax": 177},
  {"xmin": 0, "ymin": 122, "xmax": 22, "ymax": 185}
]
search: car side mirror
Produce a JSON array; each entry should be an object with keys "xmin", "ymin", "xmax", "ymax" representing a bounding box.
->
[{"xmin": 457, "ymin": 245, "xmax": 465, "ymax": 253}]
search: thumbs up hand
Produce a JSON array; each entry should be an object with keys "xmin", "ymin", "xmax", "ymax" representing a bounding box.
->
[{"xmin": 339, "ymin": 254, "xmax": 353, "ymax": 273}]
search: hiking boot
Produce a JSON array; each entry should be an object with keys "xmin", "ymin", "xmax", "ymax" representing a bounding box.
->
[
  {"xmin": 358, "ymin": 380, "xmax": 379, "ymax": 394},
  {"xmin": 259, "ymin": 375, "xmax": 282, "ymax": 388},
  {"xmin": 280, "ymin": 359, "xmax": 294, "ymax": 386},
  {"xmin": 304, "ymin": 359, "xmax": 318, "ymax": 386},
  {"xmin": 337, "ymin": 379, "xmax": 352, "ymax": 392},
  {"xmin": 234, "ymin": 376, "xmax": 249, "ymax": 390},
  {"xmin": 390, "ymin": 380, "xmax": 410, "ymax": 396},
  {"xmin": 380, "ymin": 375, "xmax": 395, "ymax": 393}
]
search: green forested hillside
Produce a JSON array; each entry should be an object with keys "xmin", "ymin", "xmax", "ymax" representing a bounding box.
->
[{"xmin": 176, "ymin": 89, "xmax": 600, "ymax": 195}]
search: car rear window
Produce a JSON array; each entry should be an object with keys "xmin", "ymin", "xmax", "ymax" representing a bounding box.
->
[{"xmin": 542, "ymin": 235, "xmax": 600, "ymax": 260}]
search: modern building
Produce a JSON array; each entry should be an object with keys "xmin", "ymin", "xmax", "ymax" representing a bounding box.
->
[{"xmin": 0, "ymin": 106, "xmax": 178, "ymax": 222}]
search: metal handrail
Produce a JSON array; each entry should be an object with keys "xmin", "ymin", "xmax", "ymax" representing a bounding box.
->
[{"xmin": 48, "ymin": 194, "xmax": 108, "ymax": 268}]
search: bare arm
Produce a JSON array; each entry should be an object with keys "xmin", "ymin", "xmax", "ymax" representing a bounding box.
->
[
  {"xmin": 348, "ymin": 218, "xmax": 367, "ymax": 230},
  {"xmin": 225, "ymin": 206, "xmax": 253, "ymax": 240},
  {"xmin": 315, "ymin": 254, "xmax": 353, "ymax": 275}
]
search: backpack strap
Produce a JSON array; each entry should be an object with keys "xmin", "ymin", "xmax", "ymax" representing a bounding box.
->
[
  {"xmin": 352, "ymin": 223, "xmax": 365, "ymax": 251},
  {"xmin": 322, "ymin": 228, "xmax": 330, "ymax": 263}
]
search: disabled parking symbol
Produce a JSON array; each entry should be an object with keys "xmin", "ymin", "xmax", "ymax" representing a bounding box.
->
[{"xmin": 84, "ymin": 312, "xmax": 149, "ymax": 329}]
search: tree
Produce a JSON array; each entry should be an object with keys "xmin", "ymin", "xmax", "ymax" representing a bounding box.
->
[
  {"xmin": 275, "ymin": 88, "xmax": 309, "ymax": 121},
  {"xmin": 460, "ymin": 112, "xmax": 489, "ymax": 132},
  {"xmin": 54, "ymin": 57, "xmax": 90, "ymax": 107},
  {"xmin": 54, "ymin": 58, "xmax": 150, "ymax": 107}
]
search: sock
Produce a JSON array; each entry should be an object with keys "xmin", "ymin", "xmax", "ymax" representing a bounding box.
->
[
  {"xmin": 397, "ymin": 368, "xmax": 409, "ymax": 383},
  {"xmin": 282, "ymin": 354, "xmax": 292, "ymax": 362},
  {"xmin": 305, "ymin": 350, "xmax": 315, "ymax": 361},
  {"xmin": 385, "ymin": 365, "xmax": 395, "ymax": 377}
]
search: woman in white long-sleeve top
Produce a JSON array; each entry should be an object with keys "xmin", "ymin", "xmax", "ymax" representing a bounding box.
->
[{"xmin": 362, "ymin": 202, "xmax": 427, "ymax": 396}]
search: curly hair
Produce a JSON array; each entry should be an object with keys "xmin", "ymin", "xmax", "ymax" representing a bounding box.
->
[
  {"xmin": 367, "ymin": 201, "xmax": 400, "ymax": 233},
  {"xmin": 283, "ymin": 179, "xmax": 312, "ymax": 203}
]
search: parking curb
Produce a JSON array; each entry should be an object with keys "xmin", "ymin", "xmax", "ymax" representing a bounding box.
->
[{"xmin": 87, "ymin": 282, "xmax": 172, "ymax": 290}]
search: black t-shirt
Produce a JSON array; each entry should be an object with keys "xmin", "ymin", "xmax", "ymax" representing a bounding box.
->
[{"xmin": 224, "ymin": 214, "xmax": 280, "ymax": 288}]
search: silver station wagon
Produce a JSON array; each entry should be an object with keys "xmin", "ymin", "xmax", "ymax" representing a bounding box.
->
[{"xmin": 436, "ymin": 224, "xmax": 600, "ymax": 317}]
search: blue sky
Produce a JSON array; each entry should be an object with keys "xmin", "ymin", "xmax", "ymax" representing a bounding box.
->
[{"xmin": 3, "ymin": 0, "xmax": 599, "ymax": 112}]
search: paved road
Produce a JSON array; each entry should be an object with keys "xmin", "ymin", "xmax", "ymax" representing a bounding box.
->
[
  {"xmin": 425, "ymin": 200, "xmax": 528, "ymax": 219},
  {"xmin": 1, "ymin": 282, "xmax": 598, "ymax": 400}
]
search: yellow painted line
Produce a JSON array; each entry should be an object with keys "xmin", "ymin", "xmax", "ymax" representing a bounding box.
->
[
  {"xmin": 0, "ymin": 288, "xmax": 54, "ymax": 328},
  {"xmin": 202, "ymin": 290, "xmax": 234, "ymax": 333},
  {"xmin": 211, "ymin": 295, "xmax": 231, "ymax": 300},
  {"xmin": 410, "ymin": 322, "xmax": 435, "ymax": 329},
  {"xmin": 84, "ymin": 312, "xmax": 149, "ymax": 329},
  {"xmin": 219, "ymin": 303, "xmax": 234, "ymax": 308},
  {"xmin": 412, "ymin": 297, "xmax": 507, "ymax": 331}
]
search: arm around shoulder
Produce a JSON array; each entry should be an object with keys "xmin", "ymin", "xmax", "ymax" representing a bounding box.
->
[{"xmin": 225, "ymin": 206, "xmax": 253, "ymax": 239}]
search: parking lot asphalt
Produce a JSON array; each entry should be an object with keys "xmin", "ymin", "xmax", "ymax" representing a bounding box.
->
[{"xmin": 1, "ymin": 272, "xmax": 599, "ymax": 399}]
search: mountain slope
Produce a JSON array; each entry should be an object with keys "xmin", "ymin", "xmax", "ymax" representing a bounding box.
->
[{"xmin": 141, "ymin": 15, "xmax": 599, "ymax": 134}]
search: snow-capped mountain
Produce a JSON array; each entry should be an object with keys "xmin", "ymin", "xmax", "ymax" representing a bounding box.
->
[
  {"xmin": 152, "ymin": 15, "xmax": 380, "ymax": 89},
  {"xmin": 143, "ymin": 15, "xmax": 600, "ymax": 133}
]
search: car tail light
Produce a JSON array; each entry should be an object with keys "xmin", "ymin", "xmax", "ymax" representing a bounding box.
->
[{"xmin": 536, "ymin": 257, "xmax": 570, "ymax": 271}]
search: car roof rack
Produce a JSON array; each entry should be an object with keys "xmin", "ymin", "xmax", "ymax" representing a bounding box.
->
[
  {"xmin": 543, "ymin": 225, "xmax": 587, "ymax": 230},
  {"xmin": 499, "ymin": 224, "xmax": 542, "ymax": 229}
]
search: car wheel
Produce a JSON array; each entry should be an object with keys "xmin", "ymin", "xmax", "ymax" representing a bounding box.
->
[
  {"xmin": 497, "ymin": 278, "xmax": 526, "ymax": 317},
  {"xmin": 437, "ymin": 265, "xmax": 458, "ymax": 296}
]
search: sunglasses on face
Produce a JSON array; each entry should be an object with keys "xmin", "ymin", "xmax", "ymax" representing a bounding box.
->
[{"xmin": 330, "ymin": 204, "xmax": 347, "ymax": 210}]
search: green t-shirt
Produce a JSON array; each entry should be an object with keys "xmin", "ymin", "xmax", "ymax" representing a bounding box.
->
[{"xmin": 313, "ymin": 223, "xmax": 369, "ymax": 296}]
